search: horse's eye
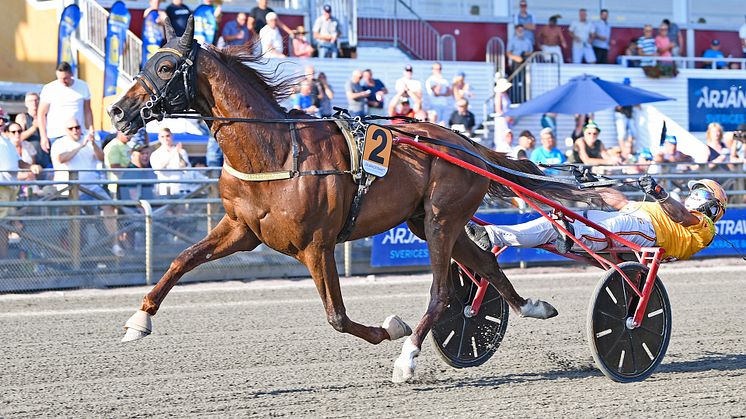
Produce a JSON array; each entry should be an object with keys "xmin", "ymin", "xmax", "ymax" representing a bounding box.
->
[{"xmin": 159, "ymin": 65, "xmax": 170, "ymax": 73}]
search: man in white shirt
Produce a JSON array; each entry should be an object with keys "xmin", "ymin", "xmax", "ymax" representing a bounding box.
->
[
  {"xmin": 38, "ymin": 62, "xmax": 93, "ymax": 153},
  {"xmin": 394, "ymin": 65, "xmax": 423, "ymax": 111},
  {"xmin": 739, "ymin": 14, "xmax": 746, "ymax": 57},
  {"xmin": 150, "ymin": 127, "xmax": 191, "ymax": 195},
  {"xmin": 259, "ymin": 12, "xmax": 286, "ymax": 58},
  {"xmin": 569, "ymin": 8, "xmax": 596, "ymax": 64},
  {"xmin": 425, "ymin": 62, "xmax": 452, "ymax": 125}
]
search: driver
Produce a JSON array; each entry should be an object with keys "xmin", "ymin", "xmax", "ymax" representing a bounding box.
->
[{"xmin": 465, "ymin": 175, "xmax": 726, "ymax": 261}]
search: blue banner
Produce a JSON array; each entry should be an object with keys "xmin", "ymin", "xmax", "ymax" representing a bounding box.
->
[
  {"xmin": 57, "ymin": 4, "xmax": 81, "ymax": 76},
  {"xmin": 103, "ymin": 1, "xmax": 131, "ymax": 97},
  {"xmin": 141, "ymin": 10, "xmax": 164, "ymax": 68},
  {"xmin": 371, "ymin": 209, "xmax": 746, "ymax": 267},
  {"xmin": 688, "ymin": 78, "xmax": 746, "ymax": 131},
  {"xmin": 193, "ymin": 4, "xmax": 217, "ymax": 45}
]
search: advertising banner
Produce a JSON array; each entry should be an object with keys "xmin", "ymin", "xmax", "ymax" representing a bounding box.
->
[
  {"xmin": 688, "ymin": 78, "xmax": 746, "ymax": 131},
  {"xmin": 141, "ymin": 9, "xmax": 164, "ymax": 67},
  {"xmin": 193, "ymin": 4, "xmax": 217, "ymax": 45},
  {"xmin": 58, "ymin": 4, "xmax": 82, "ymax": 76},
  {"xmin": 698, "ymin": 208, "xmax": 746, "ymax": 257},
  {"xmin": 103, "ymin": 1, "xmax": 131, "ymax": 97}
]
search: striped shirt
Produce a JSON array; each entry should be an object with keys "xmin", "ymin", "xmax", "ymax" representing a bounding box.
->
[{"xmin": 637, "ymin": 36, "xmax": 657, "ymax": 66}]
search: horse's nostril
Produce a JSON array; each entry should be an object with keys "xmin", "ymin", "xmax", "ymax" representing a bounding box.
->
[{"xmin": 110, "ymin": 105, "xmax": 124, "ymax": 121}]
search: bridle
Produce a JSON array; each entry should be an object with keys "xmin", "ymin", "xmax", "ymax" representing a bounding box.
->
[{"xmin": 134, "ymin": 41, "xmax": 199, "ymax": 123}]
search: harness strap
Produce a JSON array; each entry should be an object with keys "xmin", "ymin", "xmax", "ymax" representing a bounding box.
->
[
  {"xmin": 333, "ymin": 119, "xmax": 361, "ymax": 180},
  {"xmin": 336, "ymin": 175, "xmax": 374, "ymax": 243}
]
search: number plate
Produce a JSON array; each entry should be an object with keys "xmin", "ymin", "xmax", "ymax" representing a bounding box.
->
[{"xmin": 362, "ymin": 125, "xmax": 394, "ymax": 177}]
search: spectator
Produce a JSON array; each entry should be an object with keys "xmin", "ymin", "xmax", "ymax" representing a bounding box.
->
[
  {"xmin": 496, "ymin": 129, "xmax": 514, "ymax": 154},
  {"xmin": 637, "ymin": 25, "xmax": 658, "ymax": 66},
  {"xmin": 705, "ymin": 122, "xmax": 729, "ymax": 164},
  {"xmin": 313, "ymin": 4, "xmax": 341, "ymax": 58},
  {"xmin": 572, "ymin": 121, "xmax": 620, "ymax": 166},
  {"xmin": 291, "ymin": 81, "xmax": 320, "ymax": 116},
  {"xmin": 150, "ymin": 127, "xmax": 191, "ymax": 195},
  {"xmin": 622, "ymin": 37, "xmax": 641, "ymax": 67},
  {"xmin": 740, "ymin": 15, "xmax": 746, "ymax": 57},
  {"xmin": 259, "ymin": 12, "xmax": 285, "ymax": 58},
  {"xmin": 531, "ymin": 128, "xmax": 565, "ymax": 167},
  {"xmin": 292, "ymin": 25, "xmax": 314, "ymax": 58},
  {"xmin": 302, "ymin": 65, "xmax": 322, "ymax": 107},
  {"xmin": 662, "ymin": 19, "xmax": 684, "ymax": 56},
  {"xmin": 537, "ymin": 15, "xmax": 566, "ymax": 63},
  {"xmin": 654, "ymin": 135, "xmax": 694, "ymax": 164},
  {"xmin": 569, "ymin": 8, "xmax": 596, "ymax": 64},
  {"xmin": 506, "ymin": 24, "xmax": 534, "ymax": 70},
  {"xmin": 570, "ymin": 113, "xmax": 593, "ymax": 140},
  {"xmin": 394, "ymin": 65, "xmax": 423, "ymax": 111},
  {"xmin": 38, "ymin": 62, "xmax": 93, "ymax": 155},
  {"xmin": 425, "ymin": 62, "xmax": 452, "ymax": 125},
  {"xmin": 540, "ymin": 112, "xmax": 557, "ymax": 138},
  {"xmin": 361, "ymin": 69, "xmax": 388, "ymax": 114},
  {"xmin": 345, "ymin": 70, "xmax": 369, "ymax": 118},
  {"xmin": 451, "ymin": 71, "xmax": 473, "ymax": 102},
  {"xmin": 119, "ymin": 143, "xmax": 157, "ymax": 201},
  {"xmin": 448, "ymin": 99, "xmax": 476, "ymax": 135},
  {"xmin": 316, "ymin": 72, "xmax": 334, "ymax": 117},
  {"xmin": 103, "ymin": 131, "xmax": 132, "ymax": 196},
  {"xmin": 249, "ymin": 0, "xmax": 292, "ymax": 36},
  {"xmin": 221, "ymin": 12, "xmax": 251, "ymax": 47},
  {"xmin": 513, "ymin": 0, "xmax": 536, "ymax": 47},
  {"xmin": 703, "ymin": 39, "xmax": 726, "ymax": 69},
  {"xmin": 511, "ymin": 130, "xmax": 535, "ymax": 160},
  {"xmin": 388, "ymin": 93, "xmax": 416, "ymax": 123},
  {"xmin": 15, "ymin": 92, "xmax": 48, "ymax": 169},
  {"xmin": 5, "ymin": 122, "xmax": 37, "ymax": 182},
  {"xmin": 493, "ymin": 77, "xmax": 513, "ymax": 152},
  {"xmin": 165, "ymin": 0, "xmax": 191, "ymax": 37},
  {"xmin": 655, "ymin": 23, "xmax": 674, "ymax": 58},
  {"xmin": 592, "ymin": 9, "xmax": 611, "ymax": 64}
]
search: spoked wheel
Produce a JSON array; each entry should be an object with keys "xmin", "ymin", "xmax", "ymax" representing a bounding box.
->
[
  {"xmin": 587, "ymin": 262, "xmax": 672, "ymax": 383},
  {"xmin": 430, "ymin": 262, "xmax": 509, "ymax": 368}
]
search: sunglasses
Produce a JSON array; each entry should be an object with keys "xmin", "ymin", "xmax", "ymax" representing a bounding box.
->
[
  {"xmin": 8, "ymin": 130, "xmax": 21, "ymax": 134},
  {"xmin": 67, "ymin": 125, "xmax": 81, "ymax": 130}
]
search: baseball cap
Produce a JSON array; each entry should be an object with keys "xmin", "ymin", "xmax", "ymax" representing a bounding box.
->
[
  {"xmin": 399, "ymin": 96, "xmax": 410, "ymax": 104},
  {"xmin": 712, "ymin": 39, "xmax": 720, "ymax": 46},
  {"xmin": 583, "ymin": 120, "xmax": 601, "ymax": 133},
  {"xmin": 323, "ymin": 4, "xmax": 331, "ymax": 12},
  {"xmin": 265, "ymin": 12, "xmax": 278, "ymax": 20},
  {"xmin": 404, "ymin": 64, "xmax": 413, "ymax": 72},
  {"xmin": 456, "ymin": 71, "xmax": 466, "ymax": 78},
  {"xmin": 664, "ymin": 134, "xmax": 677, "ymax": 144},
  {"xmin": 639, "ymin": 148, "xmax": 653, "ymax": 160}
]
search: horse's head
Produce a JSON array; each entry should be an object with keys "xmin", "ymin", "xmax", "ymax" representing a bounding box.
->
[{"xmin": 109, "ymin": 16, "xmax": 198, "ymax": 135}]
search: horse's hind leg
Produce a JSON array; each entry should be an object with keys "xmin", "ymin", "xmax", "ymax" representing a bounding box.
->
[
  {"xmin": 121, "ymin": 215, "xmax": 259, "ymax": 342},
  {"xmin": 300, "ymin": 245, "xmax": 407, "ymax": 345}
]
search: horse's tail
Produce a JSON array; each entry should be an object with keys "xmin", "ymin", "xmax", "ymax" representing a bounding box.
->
[{"xmin": 476, "ymin": 144, "xmax": 607, "ymax": 207}]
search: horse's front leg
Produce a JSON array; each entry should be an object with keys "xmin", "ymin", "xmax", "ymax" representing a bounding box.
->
[
  {"xmin": 300, "ymin": 245, "xmax": 411, "ymax": 345},
  {"xmin": 121, "ymin": 215, "xmax": 260, "ymax": 342}
]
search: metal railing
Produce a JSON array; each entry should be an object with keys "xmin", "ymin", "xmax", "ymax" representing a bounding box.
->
[
  {"xmin": 357, "ymin": 0, "xmax": 442, "ymax": 60},
  {"xmin": 77, "ymin": 0, "xmax": 143, "ymax": 79},
  {"xmin": 618, "ymin": 55, "xmax": 746, "ymax": 70},
  {"xmin": 485, "ymin": 36, "xmax": 506, "ymax": 78},
  {"xmin": 438, "ymin": 34, "xmax": 457, "ymax": 61},
  {"xmin": 506, "ymin": 51, "xmax": 561, "ymax": 105}
]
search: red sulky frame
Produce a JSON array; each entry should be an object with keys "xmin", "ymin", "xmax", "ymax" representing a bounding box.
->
[{"xmin": 394, "ymin": 136, "xmax": 665, "ymax": 329}]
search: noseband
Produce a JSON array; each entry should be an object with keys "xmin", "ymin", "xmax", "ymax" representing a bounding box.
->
[{"xmin": 135, "ymin": 41, "xmax": 198, "ymax": 123}]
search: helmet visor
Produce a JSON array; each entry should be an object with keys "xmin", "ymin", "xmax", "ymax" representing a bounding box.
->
[{"xmin": 685, "ymin": 188, "xmax": 718, "ymax": 218}]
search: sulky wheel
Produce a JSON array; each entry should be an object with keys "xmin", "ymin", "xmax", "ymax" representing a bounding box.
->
[
  {"xmin": 587, "ymin": 261, "xmax": 672, "ymax": 383},
  {"xmin": 430, "ymin": 262, "xmax": 509, "ymax": 368}
]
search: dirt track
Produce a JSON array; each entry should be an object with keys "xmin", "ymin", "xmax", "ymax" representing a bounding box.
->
[{"xmin": 1, "ymin": 259, "xmax": 745, "ymax": 418}]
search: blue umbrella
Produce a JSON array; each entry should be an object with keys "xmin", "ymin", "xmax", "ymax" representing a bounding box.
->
[{"xmin": 504, "ymin": 74, "xmax": 674, "ymax": 117}]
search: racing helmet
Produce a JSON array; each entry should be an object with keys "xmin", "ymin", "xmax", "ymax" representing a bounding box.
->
[{"xmin": 684, "ymin": 179, "xmax": 727, "ymax": 222}]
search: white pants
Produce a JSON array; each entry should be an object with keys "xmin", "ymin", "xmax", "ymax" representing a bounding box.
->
[
  {"xmin": 540, "ymin": 45, "xmax": 564, "ymax": 63},
  {"xmin": 572, "ymin": 42, "xmax": 596, "ymax": 64},
  {"xmin": 485, "ymin": 209, "xmax": 656, "ymax": 252}
]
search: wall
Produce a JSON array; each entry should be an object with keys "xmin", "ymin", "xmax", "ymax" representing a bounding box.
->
[
  {"xmin": 0, "ymin": 0, "xmax": 58, "ymax": 83},
  {"xmin": 427, "ymin": 21, "xmax": 508, "ymax": 62}
]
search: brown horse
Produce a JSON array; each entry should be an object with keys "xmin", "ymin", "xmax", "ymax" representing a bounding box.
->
[{"xmin": 110, "ymin": 17, "xmax": 598, "ymax": 382}]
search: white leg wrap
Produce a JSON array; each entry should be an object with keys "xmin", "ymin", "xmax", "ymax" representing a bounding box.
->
[
  {"xmin": 392, "ymin": 337, "xmax": 420, "ymax": 383},
  {"xmin": 121, "ymin": 310, "xmax": 153, "ymax": 343},
  {"xmin": 382, "ymin": 315, "xmax": 412, "ymax": 341},
  {"xmin": 519, "ymin": 298, "xmax": 559, "ymax": 319}
]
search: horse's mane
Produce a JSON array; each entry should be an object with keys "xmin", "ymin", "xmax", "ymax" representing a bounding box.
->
[{"xmin": 202, "ymin": 43, "xmax": 300, "ymax": 111}]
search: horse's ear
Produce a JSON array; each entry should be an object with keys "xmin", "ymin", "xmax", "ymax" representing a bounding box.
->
[
  {"xmin": 163, "ymin": 16, "xmax": 177, "ymax": 42},
  {"xmin": 178, "ymin": 15, "xmax": 194, "ymax": 52}
]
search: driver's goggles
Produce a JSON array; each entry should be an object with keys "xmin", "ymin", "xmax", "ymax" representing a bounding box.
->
[{"xmin": 689, "ymin": 187, "xmax": 715, "ymax": 201}]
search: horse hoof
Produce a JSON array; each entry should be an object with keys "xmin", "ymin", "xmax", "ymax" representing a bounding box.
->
[
  {"xmin": 391, "ymin": 357, "xmax": 415, "ymax": 383},
  {"xmin": 382, "ymin": 315, "xmax": 412, "ymax": 341},
  {"xmin": 520, "ymin": 298, "xmax": 559, "ymax": 319},
  {"xmin": 121, "ymin": 309, "xmax": 152, "ymax": 343}
]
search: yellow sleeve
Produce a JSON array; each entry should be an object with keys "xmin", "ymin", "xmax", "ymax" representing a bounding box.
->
[{"xmin": 686, "ymin": 212, "xmax": 716, "ymax": 250}]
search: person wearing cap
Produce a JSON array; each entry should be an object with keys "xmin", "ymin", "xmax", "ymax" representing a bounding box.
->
[
  {"xmin": 511, "ymin": 130, "xmax": 535, "ymax": 160},
  {"xmin": 451, "ymin": 71, "xmax": 472, "ymax": 102},
  {"xmin": 654, "ymin": 134, "xmax": 694, "ymax": 164},
  {"xmin": 259, "ymin": 12, "xmax": 286, "ymax": 58},
  {"xmin": 249, "ymin": 0, "xmax": 293, "ymax": 36},
  {"xmin": 537, "ymin": 15, "xmax": 566, "ymax": 63},
  {"xmin": 493, "ymin": 76, "xmax": 513, "ymax": 153},
  {"xmin": 572, "ymin": 120, "xmax": 621, "ymax": 166},
  {"xmin": 703, "ymin": 39, "xmax": 726, "ymax": 69},
  {"xmin": 465, "ymin": 175, "xmax": 727, "ymax": 262},
  {"xmin": 448, "ymin": 99, "xmax": 475, "ymax": 135},
  {"xmin": 292, "ymin": 25, "xmax": 314, "ymax": 58},
  {"xmin": 313, "ymin": 4, "xmax": 341, "ymax": 58},
  {"xmin": 388, "ymin": 91, "xmax": 416, "ymax": 124},
  {"xmin": 513, "ymin": 1, "xmax": 536, "ymax": 47},
  {"xmin": 119, "ymin": 142, "xmax": 157, "ymax": 201},
  {"xmin": 221, "ymin": 12, "xmax": 251, "ymax": 47},
  {"xmin": 394, "ymin": 65, "xmax": 423, "ymax": 111}
]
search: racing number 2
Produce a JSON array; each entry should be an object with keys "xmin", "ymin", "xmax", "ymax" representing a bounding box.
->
[{"xmin": 363, "ymin": 125, "xmax": 394, "ymax": 177}]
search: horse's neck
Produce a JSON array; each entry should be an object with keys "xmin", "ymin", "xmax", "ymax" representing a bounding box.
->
[{"xmin": 196, "ymin": 54, "xmax": 290, "ymax": 172}]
